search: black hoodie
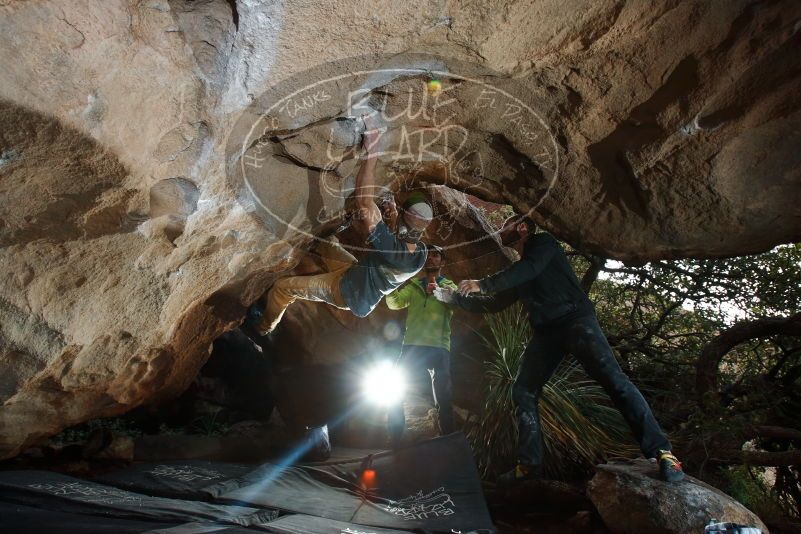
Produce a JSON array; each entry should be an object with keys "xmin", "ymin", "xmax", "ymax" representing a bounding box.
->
[{"xmin": 456, "ymin": 232, "xmax": 594, "ymax": 330}]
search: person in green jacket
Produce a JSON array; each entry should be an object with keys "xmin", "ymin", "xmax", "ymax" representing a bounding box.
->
[{"xmin": 385, "ymin": 245, "xmax": 457, "ymax": 446}]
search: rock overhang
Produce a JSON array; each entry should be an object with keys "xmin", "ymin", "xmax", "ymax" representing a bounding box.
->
[{"xmin": 0, "ymin": 0, "xmax": 799, "ymax": 458}]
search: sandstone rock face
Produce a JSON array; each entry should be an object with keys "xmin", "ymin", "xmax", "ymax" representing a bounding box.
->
[
  {"xmin": 587, "ymin": 459, "xmax": 768, "ymax": 534},
  {"xmin": 0, "ymin": 0, "xmax": 799, "ymax": 458}
]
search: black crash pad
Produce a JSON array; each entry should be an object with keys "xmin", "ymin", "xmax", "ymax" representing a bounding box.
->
[
  {"xmin": 0, "ymin": 501, "xmax": 181, "ymax": 534},
  {"xmin": 261, "ymin": 514, "xmax": 414, "ymax": 533},
  {"xmin": 208, "ymin": 434, "xmax": 495, "ymax": 533},
  {"xmin": 94, "ymin": 460, "xmax": 253, "ymax": 500},
  {"xmin": 144, "ymin": 523, "xmax": 267, "ymax": 533},
  {"xmin": 0, "ymin": 470, "xmax": 277, "ymax": 528},
  {"xmin": 146, "ymin": 516, "xmax": 413, "ymax": 534},
  {"xmin": 16, "ymin": 434, "xmax": 495, "ymax": 533}
]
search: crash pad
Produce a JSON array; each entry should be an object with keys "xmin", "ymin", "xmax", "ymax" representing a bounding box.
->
[
  {"xmin": 209, "ymin": 433, "xmax": 495, "ymax": 533},
  {"xmin": 0, "ymin": 470, "xmax": 277, "ymax": 528},
  {"xmin": 0, "ymin": 501, "xmax": 182, "ymax": 534},
  {"xmin": 95, "ymin": 460, "xmax": 253, "ymax": 500}
]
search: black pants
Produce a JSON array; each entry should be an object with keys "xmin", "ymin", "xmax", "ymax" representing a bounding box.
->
[
  {"xmin": 515, "ymin": 314, "xmax": 671, "ymax": 467},
  {"xmin": 387, "ymin": 345, "xmax": 454, "ymax": 440}
]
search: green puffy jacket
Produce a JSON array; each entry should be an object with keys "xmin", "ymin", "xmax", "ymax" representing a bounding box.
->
[{"xmin": 385, "ymin": 276, "xmax": 458, "ymax": 351}]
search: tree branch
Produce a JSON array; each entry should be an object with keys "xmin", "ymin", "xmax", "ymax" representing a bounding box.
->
[
  {"xmin": 712, "ymin": 448, "xmax": 801, "ymax": 467},
  {"xmin": 768, "ymin": 346, "xmax": 801, "ymax": 380},
  {"xmin": 745, "ymin": 425, "xmax": 801, "ymax": 441},
  {"xmin": 695, "ymin": 312, "xmax": 801, "ymax": 408},
  {"xmin": 580, "ymin": 255, "xmax": 605, "ymax": 295}
]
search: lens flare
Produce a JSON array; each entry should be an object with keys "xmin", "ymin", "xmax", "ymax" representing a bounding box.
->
[{"xmin": 361, "ymin": 361, "xmax": 406, "ymax": 406}]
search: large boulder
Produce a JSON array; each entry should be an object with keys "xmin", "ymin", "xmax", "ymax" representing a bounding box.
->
[
  {"xmin": 0, "ymin": 0, "xmax": 799, "ymax": 459},
  {"xmin": 587, "ymin": 459, "xmax": 768, "ymax": 534}
]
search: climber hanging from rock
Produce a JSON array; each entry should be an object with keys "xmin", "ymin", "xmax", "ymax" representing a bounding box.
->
[
  {"xmin": 435, "ymin": 215, "xmax": 685, "ymax": 484},
  {"xmin": 250, "ymin": 114, "xmax": 432, "ymax": 335}
]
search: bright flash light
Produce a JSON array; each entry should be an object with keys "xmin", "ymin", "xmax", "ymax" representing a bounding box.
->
[{"xmin": 362, "ymin": 361, "xmax": 406, "ymax": 406}]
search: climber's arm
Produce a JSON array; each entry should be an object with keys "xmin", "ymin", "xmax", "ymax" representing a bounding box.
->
[
  {"xmin": 452, "ymin": 288, "xmax": 519, "ymax": 313},
  {"xmin": 354, "ymin": 118, "xmax": 383, "ymax": 235}
]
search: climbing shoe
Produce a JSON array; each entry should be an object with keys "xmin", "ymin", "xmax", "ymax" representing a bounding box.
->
[
  {"xmin": 497, "ymin": 463, "xmax": 541, "ymax": 485},
  {"xmin": 241, "ymin": 302, "xmax": 278, "ymax": 342},
  {"xmin": 242, "ymin": 302, "xmax": 263, "ymax": 328},
  {"xmin": 658, "ymin": 450, "xmax": 685, "ymax": 482}
]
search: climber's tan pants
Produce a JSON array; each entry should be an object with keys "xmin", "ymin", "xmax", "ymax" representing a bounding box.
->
[{"xmin": 260, "ymin": 239, "xmax": 357, "ymax": 333}]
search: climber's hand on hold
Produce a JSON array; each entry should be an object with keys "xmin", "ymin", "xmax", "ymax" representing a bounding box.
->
[
  {"xmin": 353, "ymin": 114, "xmax": 383, "ymax": 234},
  {"xmin": 458, "ymin": 280, "xmax": 481, "ymax": 296},
  {"xmin": 379, "ymin": 193, "xmax": 399, "ymax": 228},
  {"xmin": 361, "ymin": 114, "xmax": 386, "ymax": 159}
]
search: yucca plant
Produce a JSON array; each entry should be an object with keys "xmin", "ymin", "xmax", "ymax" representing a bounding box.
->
[{"xmin": 466, "ymin": 303, "xmax": 634, "ymax": 479}]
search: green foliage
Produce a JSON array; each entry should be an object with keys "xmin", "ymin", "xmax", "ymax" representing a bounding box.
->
[
  {"xmin": 466, "ymin": 303, "xmax": 634, "ymax": 479},
  {"xmin": 566, "ymin": 244, "xmax": 801, "ymax": 430},
  {"xmin": 539, "ymin": 361, "xmax": 636, "ymax": 477},
  {"xmin": 775, "ymin": 466, "xmax": 801, "ymax": 518},
  {"xmin": 53, "ymin": 410, "xmax": 232, "ymax": 445},
  {"xmin": 189, "ymin": 411, "xmax": 230, "ymax": 436},
  {"xmin": 590, "ymin": 244, "xmax": 801, "ymax": 322},
  {"xmin": 155, "ymin": 411, "xmax": 231, "ymax": 437},
  {"xmin": 465, "ymin": 303, "xmax": 529, "ymax": 478},
  {"xmin": 721, "ymin": 465, "xmax": 791, "ymax": 521},
  {"xmin": 566, "ymin": 244, "xmax": 801, "ymax": 514},
  {"xmin": 157, "ymin": 423, "xmax": 184, "ymax": 436},
  {"xmin": 53, "ymin": 417, "xmax": 144, "ymax": 445}
]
